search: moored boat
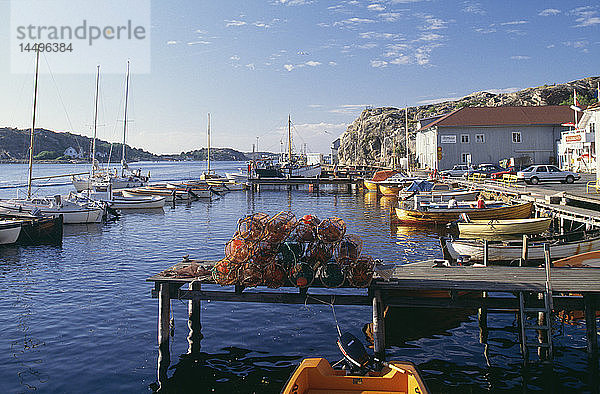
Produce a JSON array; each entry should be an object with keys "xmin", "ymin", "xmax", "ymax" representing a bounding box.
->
[
  {"xmin": 553, "ymin": 250, "xmax": 600, "ymax": 268},
  {"xmin": 282, "ymin": 358, "xmax": 428, "ymax": 394},
  {"xmin": 0, "ymin": 220, "xmax": 22, "ymax": 245},
  {"xmin": 446, "ymin": 232, "xmax": 600, "ymax": 263},
  {"xmin": 0, "ymin": 197, "xmax": 104, "ymax": 224},
  {"xmin": 395, "ymin": 201, "xmax": 533, "ymax": 225},
  {"xmin": 1, "ymin": 213, "xmax": 63, "ymax": 245},
  {"xmin": 458, "ymin": 217, "xmax": 552, "ymax": 238}
]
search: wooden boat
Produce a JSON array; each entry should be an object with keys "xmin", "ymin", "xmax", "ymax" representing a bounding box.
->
[
  {"xmin": 412, "ymin": 190, "xmax": 479, "ymax": 203},
  {"xmin": 363, "ymin": 170, "xmax": 397, "ymax": 192},
  {"xmin": 458, "ymin": 217, "xmax": 552, "ymax": 238},
  {"xmin": 553, "ymin": 250, "xmax": 600, "ymax": 268},
  {"xmin": 446, "ymin": 233, "xmax": 600, "ymax": 263},
  {"xmin": 394, "ymin": 201, "xmax": 533, "ymax": 225},
  {"xmin": 376, "ymin": 174, "xmax": 419, "ymax": 196},
  {"xmin": 0, "ymin": 220, "xmax": 22, "ymax": 245},
  {"xmin": 0, "ymin": 213, "xmax": 63, "ymax": 245},
  {"xmin": 282, "ymin": 358, "xmax": 428, "ymax": 394}
]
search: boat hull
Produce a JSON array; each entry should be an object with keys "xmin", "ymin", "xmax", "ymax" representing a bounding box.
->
[
  {"xmin": 379, "ymin": 184, "xmax": 402, "ymax": 196},
  {"xmin": 551, "ymin": 250, "xmax": 600, "ymax": 268},
  {"xmin": 407, "ymin": 190, "xmax": 479, "ymax": 202},
  {"xmin": 395, "ymin": 202, "xmax": 533, "ymax": 225},
  {"xmin": 446, "ymin": 235, "xmax": 600, "ymax": 262},
  {"xmin": 363, "ymin": 179, "xmax": 379, "ymax": 191},
  {"xmin": 458, "ymin": 217, "xmax": 552, "ymax": 238},
  {"xmin": 0, "ymin": 221, "xmax": 22, "ymax": 245},
  {"xmin": 110, "ymin": 196, "xmax": 165, "ymax": 209},
  {"xmin": 0, "ymin": 200, "xmax": 103, "ymax": 224},
  {"xmin": 282, "ymin": 358, "xmax": 428, "ymax": 394}
]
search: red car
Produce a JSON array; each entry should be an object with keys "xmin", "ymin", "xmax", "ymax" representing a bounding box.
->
[{"xmin": 490, "ymin": 166, "xmax": 523, "ymax": 180}]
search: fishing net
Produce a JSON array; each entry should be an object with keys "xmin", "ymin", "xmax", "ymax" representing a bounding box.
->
[
  {"xmin": 317, "ymin": 217, "xmax": 346, "ymax": 244},
  {"xmin": 291, "ymin": 221, "xmax": 318, "ymax": 243},
  {"xmin": 277, "ymin": 242, "xmax": 303, "ymax": 271},
  {"xmin": 318, "ymin": 259, "xmax": 345, "ymax": 288},
  {"xmin": 251, "ymin": 240, "xmax": 279, "ymax": 265},
  {"xmin": 236, "ymin": 213, "xmax": 270, "ymax": 241},
  {"xmin": 338, "ymin": 234, "xmax": 363, "ymax": 261},
  {"xmin": 264, "ymin": 211, "xmax": 297, "ymax": 244},
  {"xmin": 348, "ymin": 255, "xmax": 375, "ymax": 288},
  {"xmin": 212, "ymin": 258, "xmax": 240, "ymax": 286},
  {"xmin": 262, "ymin": 261, "xmax": 288, "ymax": 288},
  {"xmin": 239, "ymin": 261, "xmax": 263, "ymax": 287},
  {"xmin": 289, "ymin": 262, "xmax": 315, "ymax": 288},
  {"xmin": 303, "ymin": 242, "xmax": 334, "ymax": 268},
  {"xmin": 224, "ymin": 238, "xmax": 253, "ymax": 263}
]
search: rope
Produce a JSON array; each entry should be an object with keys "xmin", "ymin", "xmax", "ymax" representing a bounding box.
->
[{"xmin": 305, "ymin": 294, "xmax": 342, "ymax": 337}]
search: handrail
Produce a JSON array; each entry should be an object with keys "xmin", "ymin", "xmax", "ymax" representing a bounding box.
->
[{"xmin": 586, "ymin": 180, "xmax": 599, "ymax": 193}]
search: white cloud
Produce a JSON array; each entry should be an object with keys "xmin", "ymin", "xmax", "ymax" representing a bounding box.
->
[
  {"xmin": 230, "ymin": 55, "xmax": 241, "ymax": 61},
  {"xmin": 225, "ymin": 20, "xmax": 247, "ymax": 27},
  {"xmin": 367, "ymin": 4, "xmax": 386, "ymax": 12},
  {"xmin": 482, "ymin": 87, "xmax": 520, "ymax": 94},
  {"xmin": 510, "ymin": 55, "xmax": 531, "ymax": 60},
  {"xmin": 359, "ymin": 31, "xmax": 401, "ymax": 40},
  {"xmin": 378, "ymin": 12, "xmax": 402, "ymax": 22},
  {"xmin": 195, "ymin": 29, "xmax": 208, "ymax": 34},
  {"xmin": 333, "ymin": 17, "xmax": 376, "ymax": 27},
  {"xmin": 166, "ymin": 40, "xmax": 178, "ymax": 45},
  {"xmin": 546, "ymin": 44, "xmax": 555, "ymax": 48},
  {"xmin": 370, "ymin": 60, "xmax": 388, "ymax": 68},
  {"xmin": 305, "ymin": 60, "xmax": 322, "ymax": 66},
  {"xmin": 329, "ymin": 61, "xmax": 338, "ymax": 66},
  {"xmin": 570, "ymin": 6, "xmax": 600, "ymax": 27},
  {"xmin": 308, "ymin": 104, "xmax": 323, "ymax": 108},
  {"xmin": 538, "ymin": 8, "xmax": 561, "ymax": 17},
  {"xmin": 390, "ymin": 0, "xmax": 429, "ymax": 3},
  {"xmin": 474, "ymin": 27, "xmax": 496, "ymax": 34},
  {"xmin": 284, "ymin": 64, "xmax": 295, "ymax": 71},
  {"xmin": 500, "ymin": 20, "xmax": 528, "ymax": 26},
  {"xmin": 330, "ymin": 104, "xmax": 371, "ymax": 114},
  {"xmin": 245, "ymin": 63, "xmax": 255, "ymax": 70},
  {"xmin": 462, "ymin": 1, "xmax": 485, "ymax": 15},
  {"xmin": 187, "ymin": 41, "xmax": 211, "ymax": 45},
  {"xmin": 420, "ymin": 16, "xmax": 449, "ymax": 30},
  {"xmin": 277, "ymin": 122, "xmax": 348, "ymax": 153},
  {"xmin": 416, "ymin": 96, "xmax": 462, "ymax": 105},
  {"xmin": 274, "ymin": 0, "xmax": 313, "ymax": 5},
  {"xmin": 563, "ymin": 40, "xmax": 589, "ymax": 49},
  {"xmin": 418, "ymin": 32, "xmax": 443, "ymax": 41},
  {"xmin": 357, "ymin": 42, "xmax": 378, "ymax": 49},
  {"xmin": 253, "ymin": 22, "xmax": 271, "ymax": 28}
]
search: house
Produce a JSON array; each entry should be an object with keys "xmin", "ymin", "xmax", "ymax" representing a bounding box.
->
[
  {"xmin": 330, "ymin": 138, "xmax": 341, "ymax": 165},
  {"xmin": 415, "ymin": 106, "xmax": 573, "ymax": 170},
  {"xmin": 63, "ymin": 146, "xmax": 84, "ymax": 159},
  {"xmin": 558, "ymin": 102, "xmax": 599, "ymax": 172}
]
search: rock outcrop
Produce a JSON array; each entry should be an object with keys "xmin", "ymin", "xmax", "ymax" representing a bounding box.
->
[{"xmin": 338, "ymin": 76, "xmax": 600, "ymax": 166}]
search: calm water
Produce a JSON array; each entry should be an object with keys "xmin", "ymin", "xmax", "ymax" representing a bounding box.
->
[{"xmin": 0, "ymin": 161, "xmax": 597, "ymax": 393}]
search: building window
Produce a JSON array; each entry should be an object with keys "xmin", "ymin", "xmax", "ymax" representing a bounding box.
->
[
  {"xmin": 475, "ymin": 134, "xmax": 485, "ymax": 143},
  {"xmin": 590, "ymin": 123, "xmax": 596, "ymax": 134},
  {"xmin": 461, "ymin": 153, "xmax": 471, "ymax": 164},
  {"xmin": 512, "ymin": 132, "xmax": 521, "ymax": 143},
  {"xmin": 461, "ymin": 134, "xmax": 470, "ymax": 143}
]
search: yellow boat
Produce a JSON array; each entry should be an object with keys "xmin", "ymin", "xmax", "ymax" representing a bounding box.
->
[
  {"xmin": 395, "ymin": 201, "xmax": 533, "ymax": 226},
  {"xmin": 364, "ymin": 179, "xmax": 380, "ymax": 191},
  {"xmin": 379, "ymin": 184, "xmax": 402, "ymax": 196},
  {"xmin": 457, "ymin": 217, "xmax": 551, "ymax": 238},
  {"xmin": 282, "ymin": 358, "xmax": 429, "ymax": 394},
  {"xmin": 363, "ymin": 170, "xmax": 399, "ymax": 192}
]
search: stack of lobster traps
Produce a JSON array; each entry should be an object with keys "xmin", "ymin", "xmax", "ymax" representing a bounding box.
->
[{"xmin": 212, "ymin": 211, "xmax": 375, "ymax": 289}]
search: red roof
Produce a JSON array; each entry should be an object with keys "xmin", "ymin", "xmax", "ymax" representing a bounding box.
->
[{"xmin": 419, "ymin": 106, "xmax": 574, "ymax": 130}]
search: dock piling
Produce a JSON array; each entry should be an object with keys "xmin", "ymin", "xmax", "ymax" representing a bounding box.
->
[
  {"xmin": 372, "ymin": 290, "xmax": 386, "ymax": 361},
  {"xmin": 584, "ymin": 294, "xmax": 598, "ymax": 358},
  {"xmin": 187, "ymin": 281, "xmax": 203, "ymax": 354},
  {"xmin": 157, "ymin": 283, "xmax": 171, "ymax": 389},
  {"xmin": 520, "ymin": 235, "xmax": 529, "ymax": 267}
]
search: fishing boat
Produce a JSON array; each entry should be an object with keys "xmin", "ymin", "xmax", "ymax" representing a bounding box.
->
[
  {"xmin": 457, "ymin": 217, "xmax": 552, "ymax": 238},
  {"xmin": 394, "ymin": 201, "xmax": 533, "ymax": 225},
  {"xmin": 253, "ymin": 115, "xmax": 322, "ymax": 178},
  {"xmin": 377, "ymin": 173, "xmax": 419, "ymax": 196},
  {"xmin": 72, "ymin": 62, "xmax": 149, "ymax": 192},
  {"xmin": 77, "ymin": 188, "xmax": 166, "ymax": 210},
  {"xmin": 0, "ymin": 52, "xmax": 104, "ymax": 224},
  {"xmin": 282, "ymin": 358, "xmax": 428, "ymax": 394},
  {"xmin": 121, "ymin": 186, "xmax": 197, "ymax": 202},
  {"xmin": 445, "ymin": 232, "xmax": 600, "ymax": 263},
  {"xmin": 0, "ymin": 213, "xmax": 63, "ymax": 245},
  {"xmin": 0, "ymin": 220, "xmax": 22, "ymax": 245},
  {"xmin": 552, "ymin": 250, "xmax": 600, "ymax": 268},
  {"xmin": 398, "ymin": 180, "xmax": 478, "ymax": 202},
  {"xmin": 363, "ymin": 170, "xmax": 397, "ymax": 192}
]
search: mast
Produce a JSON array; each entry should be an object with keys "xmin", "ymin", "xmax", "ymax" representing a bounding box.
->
[
  {"xmin": 207, "ymin": 113, "xmax": 211, "ymax": 174},
  {"xmin": 92, "ymin": 65, "xmax": 100, "ymax": 177},
  {"xmin": 121, "ymin": 61, "xmax": 130, "ymax": 175},
  {"xmin": 27, "ymin": 50, "xmax": 41, "ymax": 199},
  {"xmin": 288, "ymin": 114, "xmax": 292, "ymax": 163},
  {"xmin": 405, "ymin": 106, "xmax": 409, "ymax": 171}
]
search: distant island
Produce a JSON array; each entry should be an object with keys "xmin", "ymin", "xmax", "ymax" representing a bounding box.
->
[{"xmin": 0, "ymin": 127, "xmax": 253, "ymax": 163}]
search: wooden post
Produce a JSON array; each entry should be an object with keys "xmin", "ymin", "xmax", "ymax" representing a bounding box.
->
[
  {"xmin": 157, "ymin": 283, "xmax": 171, "ymax": 389},
  {"xmin": 584, "ymin": 294, "xmax": 598, "ymax": 358},
  {"xmin": 187, "ymin": 281, "xmax": 203, "ymax": 354},
  {"xmin": 520, "ymin": 235, "xmax": 528, "ymax": 267},
  {"xmin": 372, "ymin": 290, "xmax": 386, "ymax": 361},
  {"xmin": 478, "ymin": 291, "xmax": 488, "ymax": 344},
  {"xmin": 483, "ymin": 240, "xmax": 489, "ymax": 266}
]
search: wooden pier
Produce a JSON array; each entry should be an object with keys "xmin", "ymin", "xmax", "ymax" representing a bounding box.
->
[
  {"xmin": 147, "ymin": 258, "xmax": 600, "ymax": 389},
  {"xmin": 247, "ymin": 176, "xmax": 361, "ymax": 192}
]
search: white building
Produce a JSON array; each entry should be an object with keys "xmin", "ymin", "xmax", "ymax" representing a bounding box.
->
[
  {"xmin": 558, "ymin": 102, "xmax": 599, "ymax": 172},
  {"xmin": 63, "ymin": 146, "xmax": 84, "ymax": 159}
]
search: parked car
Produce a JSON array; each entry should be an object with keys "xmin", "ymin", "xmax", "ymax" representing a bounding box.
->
[
  {"xmin": 490, "ymin": 165, "xmax": 527, "ymax": 180},
  {"xmin": 463, "ymin": 163, "xmax": 506, "ymax": 178},
  {"xmin": 516, "ymin": 165, "xmax": 580, "ymax": 184},
  {"xmin": 440, "ymin": 164, "xmax": 473, "ymax": 177}
]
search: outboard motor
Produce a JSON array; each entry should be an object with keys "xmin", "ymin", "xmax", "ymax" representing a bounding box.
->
[{"xmin": 336, "ymin": 332, "xmax": 371, "ymax": 373}]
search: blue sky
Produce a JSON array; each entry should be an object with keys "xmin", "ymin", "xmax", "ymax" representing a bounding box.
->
[{"xmin": 0, "ymin": 0, "xmax": 599, "ymax": 154}]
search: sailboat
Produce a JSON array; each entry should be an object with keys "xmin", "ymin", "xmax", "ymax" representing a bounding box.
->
[
  {"xmin": 254, "ymin": 115, "xmax": 322, "ymax": 178},
  {"xmin": 0, "ymin": 51, "xmax": 104, "ymax": 224},
  {"xmin": 72, "ymin": 61, "xmax": 149, "ymax": 192}
]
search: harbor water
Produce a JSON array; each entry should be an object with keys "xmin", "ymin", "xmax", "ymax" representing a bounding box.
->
[{"xmin": 0, "ymin": 161, "xmax": 597, "ymax": 393}]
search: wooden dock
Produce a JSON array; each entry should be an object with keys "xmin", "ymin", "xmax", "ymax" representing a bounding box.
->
[{"xmin": 147, "ymin": 258, "xmax": 600, "ymax": 389}]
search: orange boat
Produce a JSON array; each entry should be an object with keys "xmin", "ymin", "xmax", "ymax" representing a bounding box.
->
[
  {"xmin": 363, "ymin": 170, "xmax": 398, "ymax": 192},
  {"xmin": 395, "ymin": 201, "xmax": 533, "ymax": 225},
  {"xmin": 282, "ymin": 358, "xmax": 429, "ymax": 394}
]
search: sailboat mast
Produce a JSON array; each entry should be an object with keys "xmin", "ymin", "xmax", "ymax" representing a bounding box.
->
[
  {"xmin": 92, "ymin": 65, "xmax": 100, "ymax": 177},
  {"xmin": 122, "ymin": 61, "xmax": 130, "ymax": 174},
  {"xmin": 405, "ymin": 106, "xmax": 409, "ymax": 170},
  {"xmin": 288, "ymin": 114, "xmax": 292, "ymax": 163},
  {"xmin": 207, "ymin": 113, "xmax": 211, "ymax": 173},
  {"xmin": 27, "ymin": 50, "xmax": 41, "ymax": 199}
]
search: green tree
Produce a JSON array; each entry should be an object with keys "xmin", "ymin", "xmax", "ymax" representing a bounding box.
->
[
  {"xmin": 559, "ymin": 94, "xmax": 598, "ymax": 106},
  {"xmin": 34, "ymin": 150, "xmax": 59, "ymax": 160}
]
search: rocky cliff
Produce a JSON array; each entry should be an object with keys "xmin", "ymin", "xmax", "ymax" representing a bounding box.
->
[{"xmin": 337, "ymin": 76, "xmax": 600, "ymax": 166}]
